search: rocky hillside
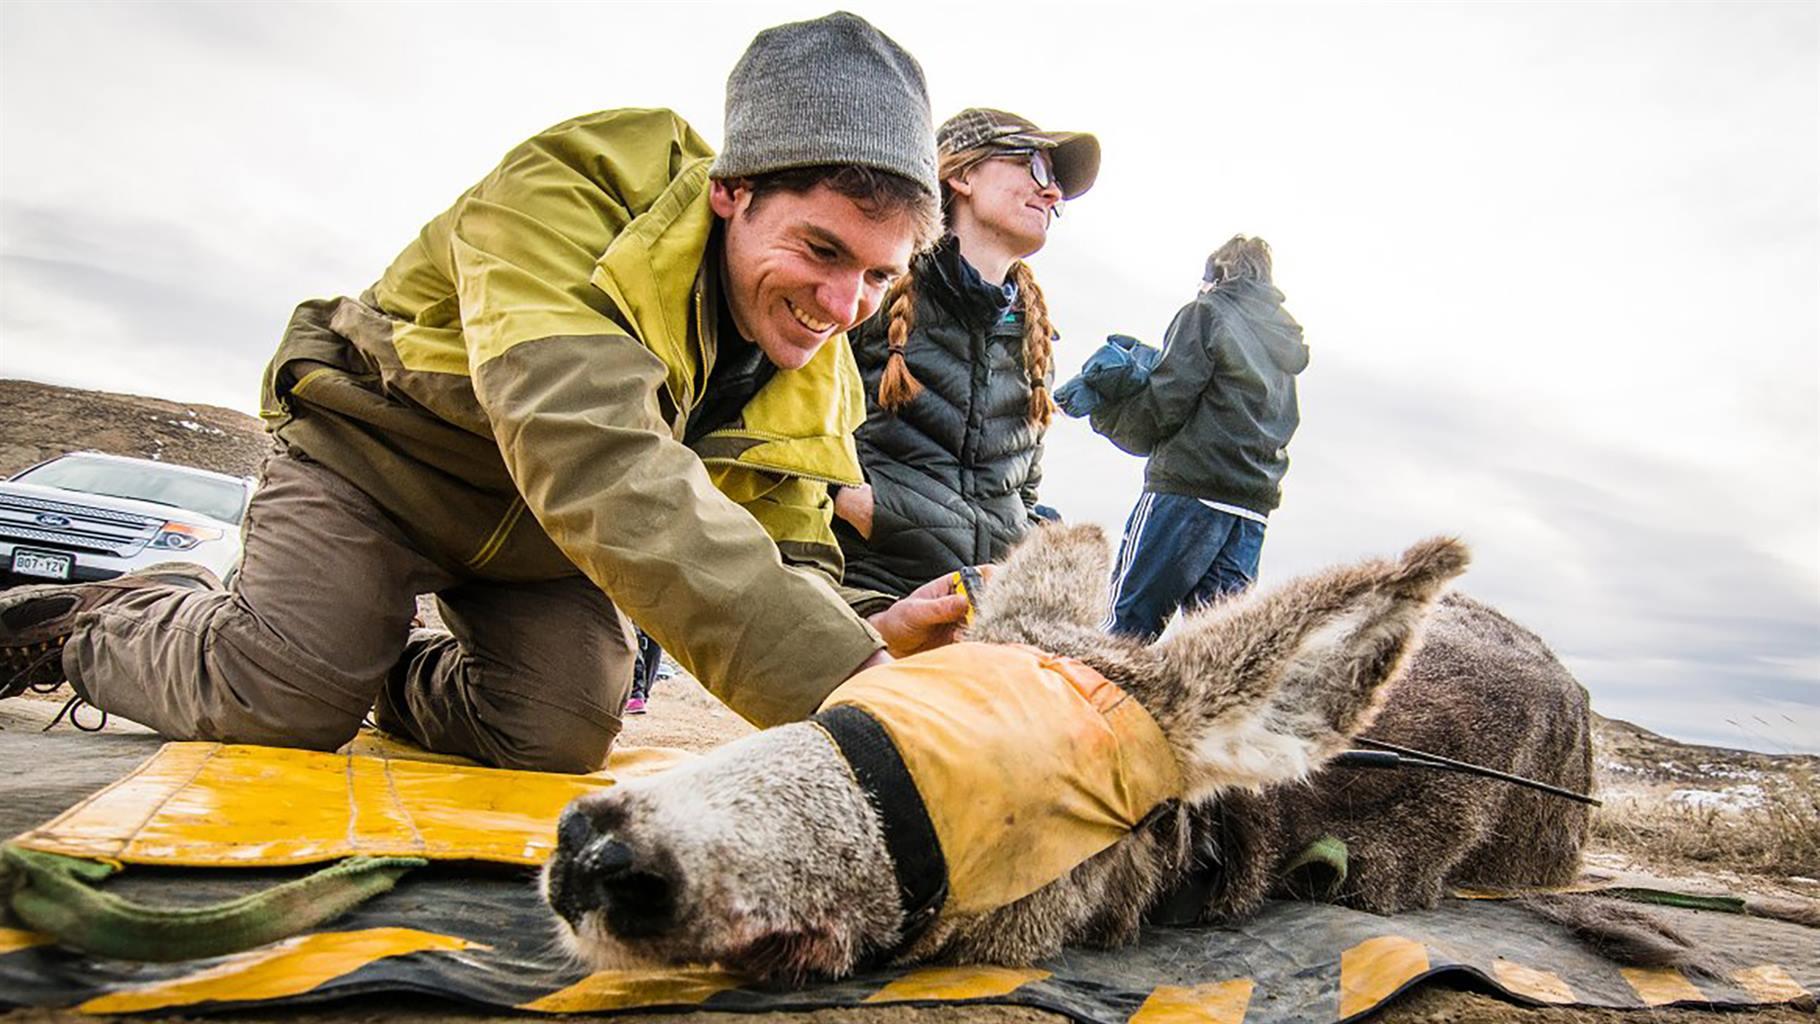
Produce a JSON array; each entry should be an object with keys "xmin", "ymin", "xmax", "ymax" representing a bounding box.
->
[
  {"xmin": 0, "ymin": 378, "xmax": 268, "ymax": 479},
  {"xmin": 1595, "ymin": 714, "xmax": 1819, "ymax": 788}
]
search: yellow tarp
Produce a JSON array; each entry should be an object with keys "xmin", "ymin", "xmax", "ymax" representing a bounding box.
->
[{"xmin": 11, "ymin": 741, "xmax": 695, "ymax": 868}]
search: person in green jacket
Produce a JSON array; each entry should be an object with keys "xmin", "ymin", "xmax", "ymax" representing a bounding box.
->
[{"xmin": 0, "ymin": 12, "xmax": 968, "ymax": 772}]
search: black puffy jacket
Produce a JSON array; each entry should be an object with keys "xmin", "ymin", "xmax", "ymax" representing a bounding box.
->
[{"xmin": 836, "ymin": 239, "xmax": 1049, "ymax": 597}]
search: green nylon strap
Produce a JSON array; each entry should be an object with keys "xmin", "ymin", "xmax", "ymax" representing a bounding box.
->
[
  {"xmin": 1279, "ymin": 835, "xmax": 1349, "ymax": 902},
  {"xmin": 1459, "ymin": 884, "xmax": 1754, "ymax": 915},
  {"xmin": 0, "ymin": 843, "xmax": 427, "ymax": 962},
  {"xmin": 1602, "ymin": 886, "xmax": 1749, "ymax": 914}
]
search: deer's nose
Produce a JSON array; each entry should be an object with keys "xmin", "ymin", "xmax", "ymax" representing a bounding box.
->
[
  {"xmin": 549, "ymin": 807, "xmax": 679, "ymax": 938},
  {"xmin": 550, "ymin": 808, "xmax": 612, "ymax": 927},
  {"xmin": 557, "ymin": 807, "xmax": 596, "ymax": 857},
  {"xmin": 587, "ymin": 837, "xmax": 676, "ymax": 938},
  {"xmin": 580, "ymin": 835, "xmax": 636, "ymax": 879}
]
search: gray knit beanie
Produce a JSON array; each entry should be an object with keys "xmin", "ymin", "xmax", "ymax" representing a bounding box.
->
[{"xmin": 710, "ymin": 12, "xmax": 938, "ymax": 197}]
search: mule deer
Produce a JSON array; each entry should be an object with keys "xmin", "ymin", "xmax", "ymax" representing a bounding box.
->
[{"xmin": 544, "ymin": 524, "xmax": 1597, "ymax": 981}]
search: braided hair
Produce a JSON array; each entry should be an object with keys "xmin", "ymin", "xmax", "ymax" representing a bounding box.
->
[
  {"xmin": 1008, "ymin": 260, "xmax": 1056, "ymax": 428},
  {"xmin": 877, "ymin": 273, "xmax": 923, "ymax": 409},
  {"xmin": 876, "ymin": 147, "xmax": 1057, "ymax": 427}
]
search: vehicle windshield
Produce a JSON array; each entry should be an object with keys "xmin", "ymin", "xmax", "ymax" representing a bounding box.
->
[{"xmin": 14, "ymin": 457, "xmax": 249, "ymax": 525}]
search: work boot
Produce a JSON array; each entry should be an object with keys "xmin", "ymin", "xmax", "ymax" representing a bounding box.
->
[{"xmin": 1, "ymin": 562, "xmax": 223, "ymax": 697}]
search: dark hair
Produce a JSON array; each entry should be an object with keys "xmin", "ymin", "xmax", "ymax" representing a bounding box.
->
[
  {"xmin": 1206, "ymin": 235, "xmax": 1273, "ymax": 285},
  {"xmin": 735, "ymin": 164, "xmax": 943, "ymax": 251}
]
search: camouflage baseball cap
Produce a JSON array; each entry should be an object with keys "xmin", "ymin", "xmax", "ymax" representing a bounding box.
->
[{"xmin": 937, "ymin": 108, "xmax": 1101, "ymax": 200}]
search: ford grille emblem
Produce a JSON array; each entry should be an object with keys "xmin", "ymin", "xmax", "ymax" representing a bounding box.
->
[{"xmin": 34, "ymin": 513, "xmax": 71, "ymax": 528}]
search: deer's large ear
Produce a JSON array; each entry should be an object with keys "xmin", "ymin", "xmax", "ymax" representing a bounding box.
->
[
  {"xmin": 1157, "ymin": 537, "xmax": 1469, "ymax": 801},
  {"xmin": 969, "ymin": 523, "xmax": 1112, "ymax": 643}
]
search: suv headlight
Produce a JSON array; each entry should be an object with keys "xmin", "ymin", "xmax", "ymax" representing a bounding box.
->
[{"xmin": 150, "ymin": 522, "xmax": 224, "ymax": 551}]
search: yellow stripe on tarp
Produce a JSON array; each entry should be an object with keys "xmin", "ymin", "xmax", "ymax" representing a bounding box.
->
[
  {"xmin": 521, "ymin": 967, "xmax": 742, "ymax": 1012},
  {"xmin": 343, "ymin": 731, "xmax": 697, "ymax": 778},
  {"xmin": 0, "ymin": 928, "xmax": 48, "ymax": 955},
  {"xmin": 1129, "ymin": 978, "xmax": 1254, "ymax": 1023},
  {"xmin": 597, "ymin": 746, "xmax": 699, "ymax": 778},
  {"xmin": 1733, "ymin": 964, "xmax": 1809, "ymax": 1003},
  {"xmin": 11, "ymin": 742, "xmax": 217, "ymax": 861},
  {"xmin": 382, "ymin": 755, "xmax": 585, "ymax": 864},
  {"xmin": 1491, "ymin": 958, "xmax": 1576, "ymax": 1004},
  {"xmin": 77, "ymin": 927, "xmax": 477, "ymax": 1013},
  {"xmin": 11, "ymin": 741, "xmax": 698, "ymax": 868},
  {"xmin": 1339, "ymin": 935, "xmax": 1429, "ymax": 1019},
  {"xmin": 1620, "ymin": 966, "xmax": 1706, "ymax": 1006},
  {"xmin": 863, "ymin": 965, "xmax": 1050, "ymax": 1002},
  {"xmin": 347, "ymin": 751, "xmax": 419, "ymax": 850}
]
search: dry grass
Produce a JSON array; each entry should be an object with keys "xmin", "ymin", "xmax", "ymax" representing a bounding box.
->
[{"xmin": 1592, "ymin": 768, "xmax": 1820, "ymax": 881}]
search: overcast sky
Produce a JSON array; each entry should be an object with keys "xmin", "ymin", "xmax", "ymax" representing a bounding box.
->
[{"xmin": 2, "ymin": 1, "xmax": 1814, "ymax": 753}]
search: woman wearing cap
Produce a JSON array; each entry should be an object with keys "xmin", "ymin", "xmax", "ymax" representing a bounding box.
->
[{"xmin": 831, "ymin": 108, "xmax": 1099, "ymax": 598}]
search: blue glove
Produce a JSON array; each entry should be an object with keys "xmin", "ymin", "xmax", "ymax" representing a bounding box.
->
[
  {"xmin": 1081, "ymin": 334, "xmax": 1160, "ymax": 400},
  {"xmin": 1056, "ymin": 334, "xmax": 1159, "ymax": 417},
  {"xmin": 1054, "ymin": 373, "xmax": 1100, "ymax": 417}
]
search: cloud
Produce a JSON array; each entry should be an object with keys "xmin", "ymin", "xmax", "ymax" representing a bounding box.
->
[
  {"xmin": 0, "ymin": 202, "xmax": 288, "ymax": 411},
  {"xmin": 2, "ymin": 1, "xmax": 1815, "ymax": 752},
  {"xmin": 1040, "ymin": 335, "xmax": 1818, "ymax": 753}
]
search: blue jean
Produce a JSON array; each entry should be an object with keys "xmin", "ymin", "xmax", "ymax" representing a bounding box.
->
[{"xmin": 1106, "ymin": 492, "xmax": 1266, "ymax": 641}]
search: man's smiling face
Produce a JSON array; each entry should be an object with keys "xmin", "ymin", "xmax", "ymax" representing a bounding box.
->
[{"xmin": 711, "ymin": 179, "xmax": 916, "ymax": 370}]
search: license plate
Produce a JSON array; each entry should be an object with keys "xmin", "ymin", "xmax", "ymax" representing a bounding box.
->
[{"xmin": 11, "ymin": 549, "xmax": 73, "ymax": 580}]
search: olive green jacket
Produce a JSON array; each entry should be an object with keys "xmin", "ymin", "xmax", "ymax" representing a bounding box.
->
[{"xmin": 259, "ymin": 109, "xmax": 884, "ymax": 727}]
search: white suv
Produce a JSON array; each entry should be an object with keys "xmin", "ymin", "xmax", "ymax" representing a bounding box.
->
[{"xmin": 0, "ymin": 452, "xmax": 254, "ymax": 586}]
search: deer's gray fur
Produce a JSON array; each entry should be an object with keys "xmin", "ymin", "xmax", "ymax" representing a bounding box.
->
[{"xmin": 545, "ymin": 524, "xmax": 1597, "ymax": 982}]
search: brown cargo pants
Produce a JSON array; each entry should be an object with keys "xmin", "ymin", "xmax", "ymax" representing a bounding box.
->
[{"xmin": 63, "ymin": 453, "xmax": 632, "ymax": 773}]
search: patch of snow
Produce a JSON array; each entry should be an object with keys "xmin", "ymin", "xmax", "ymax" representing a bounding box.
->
[
  {"xmin": 164, "ymin": 418, "xmax": 221, "ymax": 434},
  {"xmin": 1694, "ymin": 763, "xmax": 1764, "ymax": 781},
  {"xmin": 1600, "ymin": 761, "xmax": 1647, "ymax": 775},
  {"xmin": 1669, "ymin": 785, "xmax": 1766, "ymax": 811}
]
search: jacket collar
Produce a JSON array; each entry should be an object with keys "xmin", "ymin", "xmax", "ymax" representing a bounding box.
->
[
  {"xmin": 589, "ymin": 159, "xmax": 863, "ymax": 484},
  {"xmin": 589, "ymin": 157, "xmax": 718, "ymax": 414},
  {"xmin": 922, "ymin": 235, "xmax": 1015, "ymax": 330}
]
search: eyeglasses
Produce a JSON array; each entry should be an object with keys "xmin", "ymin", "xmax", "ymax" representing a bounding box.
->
[{"xmin": 993, "ymin": 148, "xmax": 1060, "ymax": 193}]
